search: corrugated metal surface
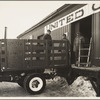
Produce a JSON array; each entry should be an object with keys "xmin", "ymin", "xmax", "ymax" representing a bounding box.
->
[{"xmin": 51, "ymin": 25, "xmax": 71, "ymax": 40}]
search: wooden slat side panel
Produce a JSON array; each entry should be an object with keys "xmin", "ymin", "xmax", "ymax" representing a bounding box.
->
[
  {"xmin": 7, "ymin": 39, "xmax": 24, "ymax": 69},
  {"xmin": 54, "ymin": 60, "xmax": 67, "ymax": 65},
  {"xmin": 0, "ymin": 39, "xmax": 69, "ymax": 71},
  {"xmin": 24, "ymin": 39, "xmax": 46, "ymax": 68},
  {"xmin": 0, "ymin": 40, "xmax": 7, "ymax": 70}
]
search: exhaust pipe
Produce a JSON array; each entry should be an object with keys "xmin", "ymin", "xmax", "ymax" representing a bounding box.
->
[{"xmin": 4, "ymin": 27, "xmax": 7, "ymax": 39}]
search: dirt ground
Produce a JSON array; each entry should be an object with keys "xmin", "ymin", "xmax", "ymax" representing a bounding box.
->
[{"xmin": 0, "ymin": 76, "xmax": 96, "ymax": 97}]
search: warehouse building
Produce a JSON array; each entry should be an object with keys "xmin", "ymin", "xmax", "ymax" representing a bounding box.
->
[
  {"xmin": 17, "ymin": 4, "xmax": 86, "ymax": 41},
  {"xmin": 17, "ymin": 3, "xmax": 100, "ymax": 66}
]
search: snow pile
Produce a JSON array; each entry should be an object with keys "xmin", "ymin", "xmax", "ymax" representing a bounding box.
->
[
  {"xmin": 47, "ymin": 76, "xmax": 97, "ymax": 97},
  {"xmin": 70, "ymin": 76, "xmax": 96, "ymax": 97}
]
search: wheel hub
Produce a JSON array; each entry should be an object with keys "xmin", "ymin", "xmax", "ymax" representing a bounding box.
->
[
  {"xmin": 32, "ymin": 80, "xmax": 40, "ymax": 88},
  {"xmin": 29, "ymin": 77, "xmax": 43, "ymax": 92}
]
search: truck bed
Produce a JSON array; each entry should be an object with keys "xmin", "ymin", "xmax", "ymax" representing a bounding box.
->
[{"xmin": 0, "ymin": 39, "xmax": 69, "ymax": 72}]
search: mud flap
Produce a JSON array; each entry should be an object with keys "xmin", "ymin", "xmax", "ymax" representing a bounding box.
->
[{"xmin": 65, "ymin": 68, "xmax": 78, "ymax": 85}]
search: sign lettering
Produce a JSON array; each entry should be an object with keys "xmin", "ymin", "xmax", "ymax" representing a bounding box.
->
[
  {"xmin": 92, "ymin": 4, "xmax": 100, "ymax": 11},
  {"xmin": 75, "ymin": 9, "xmax": 84, "ymax": 19},
  {"xmin": 44, "ymin": 4, "xmax": 100, "ymax": 33},
  {"xmin": 66, "ymin": 14, "xmax": 73, "ymax": 23}
]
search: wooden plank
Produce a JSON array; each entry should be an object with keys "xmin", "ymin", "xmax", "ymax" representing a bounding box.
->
[
  {"xmin": 50, "ymin": 53, "xmax": 66, "ymax": 56},
  {"xmin": 45, "ymin": 40, "xmax": 49, "ymax": 66},
  {"xmin": 54, "ymin": 60, "xmax": 66, "ymax": 65},
  {"xmin": 32, "ymin": 46, "xmax": 45, "ymax": 50},
  {"xmin": 31, "ymin": 39, "xmax": 46, "ymax": 43},
  {"xmin": 32, "ymin": 61, "xmax": 46, "ymax": 67},
  {"xmin": 53, "ymin": 47, "xmax": 66, "ymax": 50},
  {"xmin": 52, "ymin": 40, "xmax": 66, "ymax": 43},
  {"xmin": 6, "ymin": 39, "xmax": 24, "ymax": 70},
  {"xmin": 32, "ymin": 54, "xmax": 45, "ymax": 57},
  {"xmin": 0, "ymin": 39, "xmax": 69, "ymax": 71},
  {"xmin": 0, "ymin": 39, "xmax": 7, "ymax": 70}
]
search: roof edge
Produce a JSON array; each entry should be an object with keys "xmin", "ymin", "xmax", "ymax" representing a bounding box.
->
[
  {"xmin": 17, "ymin": 4, "xmax": 73, "ymax": 38},
  {"xmin": 17, "ymin": 4, "xmax": 84, "ymax": 38}
]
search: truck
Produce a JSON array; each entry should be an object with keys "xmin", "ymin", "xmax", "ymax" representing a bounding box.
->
[
  {"xmin": 0, "ymin": 33, "xmax": 100, "ymax": 96},
  {"xmin": 0, "ymin": 38, "xmax": 70, "ymax": 94}
]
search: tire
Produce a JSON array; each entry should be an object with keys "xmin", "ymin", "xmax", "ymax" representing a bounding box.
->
[{"xmin": 23, "ymin": 73, "xmax": 46, "ymax": 94}]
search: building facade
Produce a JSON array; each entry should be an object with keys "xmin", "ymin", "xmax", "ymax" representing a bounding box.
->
[
  {"xmin": 17, "ymin": 3, "xmax": 100, "ymax": 66},
  {"xmin": 17, "ymin": 4, "xmax": 86, "ymax": 40}
]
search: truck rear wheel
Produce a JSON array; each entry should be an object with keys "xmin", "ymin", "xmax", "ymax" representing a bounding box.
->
[{"xmin": 23, "ymin": 74, "xmax": 46, "ymax": 94}]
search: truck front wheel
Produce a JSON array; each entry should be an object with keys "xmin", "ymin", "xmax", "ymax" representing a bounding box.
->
[{"xmin": 23, "ymin": 74, "xmax": 46, "ymax": 94}]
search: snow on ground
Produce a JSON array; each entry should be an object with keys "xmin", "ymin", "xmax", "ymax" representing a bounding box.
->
[{"xmin": 0, "ymin": 76, "xmax": 96, "ymax": 97}]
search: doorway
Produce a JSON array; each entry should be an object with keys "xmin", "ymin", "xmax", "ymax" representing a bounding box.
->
[
  {"xmin": 80, "ymin": 15, "xmax": 92, "ymax": 41},
  {"xmin": 71, "ymin": 15, "xmax": 92, "ymax": 64}
]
